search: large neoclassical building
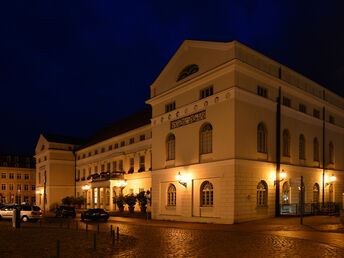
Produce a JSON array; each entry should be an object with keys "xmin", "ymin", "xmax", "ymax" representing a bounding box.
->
[{"xmin": 35, "ymin": 40, "xmax": 344, "ymax": 224}]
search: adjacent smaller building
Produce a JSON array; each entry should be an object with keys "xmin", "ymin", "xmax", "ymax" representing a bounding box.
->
[{"xmin": 0, "ymin": 155, "xmax": 36, "ymax": 204}]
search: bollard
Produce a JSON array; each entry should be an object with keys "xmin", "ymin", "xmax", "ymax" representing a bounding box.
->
[
  {"xmin": 57, "ymin": 240, "xmax": 60, "ymax": 257},
  {"xmin": 93, "ymin": 233, "xmax": 96, "ymax": 250},
  {"xmin": 97, "ymin": 224, "xmax": 99, "ymax": 233},
  {"xmin": 116, "ymin": 227, "xmax": 119, "ymax": 240},
  {"xmin": 86, "ymin": 223, "xmax": 88, "ymax": 232}
]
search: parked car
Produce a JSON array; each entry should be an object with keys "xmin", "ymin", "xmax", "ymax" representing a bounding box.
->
[
  {"xmin": 0, "ymin": 204, "xmax": 42, "ymax": 222},
  {"xmin": 55, "ymin": 206, "xmax": 76, "ymax": 218},
  {"xmin": 81, "ymin": 209, "xmax": 109, "ymax": 221}
]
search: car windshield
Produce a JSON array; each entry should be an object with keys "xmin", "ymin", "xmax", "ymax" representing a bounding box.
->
[
  {"xmin": 21, "ymin": 206, "xmax": 32, "ymax": 211},
  {"xmin": 89, "ymin": 209, "xmax": 103, "ymax": 213},
  {"xmin": 62, "ymin": 207, "xmax": 75, "ymax": 211}
]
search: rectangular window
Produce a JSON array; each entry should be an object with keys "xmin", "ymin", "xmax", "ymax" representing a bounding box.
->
[
  {"xmin": 24, "ymin": 174, "xmax": 29, "ymax": 180},
  {"xmin": 82, "ymin": 169, "xmax": 86, "ymax": 179},
  {"xmin": 88, "ymin": 152, "xmax": 91, "ymax": 157},
  {"xmin": 329, "ymin": 115, "xmax": 335, "ymax": 124},
  {"xmin": 257, "ymin": 86, "xmax": 267, "ymax": 98},
  {"xmin": 101, "ymin": 147, "xmax": 105, "ymax": 153},
  {"xmin": 112, "ymin": 161, "xmax": 117, "ymax": 171},
  {"xmin": 24, "ymin": 196, "xmax": 29, "ymax": 203},
  {"xmin": 313, "ymin": 109, "xmax": 320, "ymax": 118},
  {"xmin": 139, "ymin": 156, "xmax": 145, "ymax": 172},
  {"xmin": 31, "ymin": 196, "xmax": 36, "ymax": 204},
  {"xmin": 88, "ymin": 168, "xmax": 92, "ymax": 176},
  {"xmin": 94, "ymin": 150, "xmax": 98, "ymax": 155},
  {"xmin": 140, "ymin": 134, "xmax": 145, "ymax": 141},
  {"xmin": 200, "ymin": 86, "xmax": 214, "ymax": 99},
  {"xmin": 101, "ymin": 164, "xmax": 105, "ymax": 172},
  {"xmin": 9, "ymin": 184, "xmax": 13, "ymax": 191},
  {"xmin": 165, "ymin": 101, "xmax": 176, "ymax": 113},
  {"xmin": 299, "ymin": 104, "xmax": 307, "ymax": 113},
  {"xmin": 1, "ymin": 173, "xmax": 6, "ymax": 179},
  {"xmin": 24, "ymin": 184, "xmax": 29, "ymax": 191},
  {"xmin": 114, "ymin": 143, "xmax": 119, "ymax": 149},
  {"xmin": 128, "ymin": 158, "xmax": 134, "ymax": 173},
  {"xmin": 107, "ymin": 163, "xmax": 110, "ymax": 171},
  {"xmin": 120, "ymin": 141, "xmax": 125, "ymax": 147},
  {"xmin": 9, "ymin": 173, "xmax": 14, "ymax": 179},
  {"xmin": 17, "ymin": 184, "xmax": 21, "ymax": 191},
  {"xmin": 1, "ymin": 184, "xmax": 6, "ymax": 190},
  {"xmin": 82, "ymin": 154, "xmax": 86, "ymax": 159},
  {"xmin": 17, "ymin": 174, "xmax": 21, "ymax": 180},
  {"xmin": 119, "ymin": 160, "xmax": 123, "ymax": 171},
  {"xmin": 95, "ymin": 166, "xmax": 98, "ymax": 173},
  {"xmin": 31, "ymin": 185, "xmax": 35, "ymax": 191},
  {"xmin": 282, "ymin": 96, "xmax": 291, "ymax": 107},
  {"xmin": 129, "ymin": 138, "xmax": 135, "ymax": 144},
  {"xmin": 108, "ymin": 145, "xmax": 113, "ymax": 151}
]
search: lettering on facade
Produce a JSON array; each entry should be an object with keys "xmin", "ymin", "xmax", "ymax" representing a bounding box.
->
[{"xmin": 170, "ymin": 110, "xmax": 206, "ymax": 129}]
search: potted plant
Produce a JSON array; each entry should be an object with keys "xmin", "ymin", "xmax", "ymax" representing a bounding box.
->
[
  {"xmin": 124, "ymin": 194, "xmax": 137, "ymax": 213},
  {"xmin": 73, "ymin": 196, "xmax": 85, "ymax": 209},
  {"xmin": 114, "ymin": 194, "xmax": 125, "ymax": 212},
  {"xmin": 62, "ymin": 196, "xmax": 73, "ymax": 206},
  {"xmin": 136, "ymin": 191, "xmax": 148, "ymax": 213}
]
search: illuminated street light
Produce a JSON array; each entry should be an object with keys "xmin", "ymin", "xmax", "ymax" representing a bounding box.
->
[
  {"xmin": 176, "ymin": 172, "xmax": 187, "ymax": 187},
  {"xmin": 82, "ymin": 185, "xmax": 90, "ymax": 209}
]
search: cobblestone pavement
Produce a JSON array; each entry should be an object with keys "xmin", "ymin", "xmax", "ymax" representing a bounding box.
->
[{"xmin": 0, "ymin": 216, "xmax": 343, "ymax": 257}]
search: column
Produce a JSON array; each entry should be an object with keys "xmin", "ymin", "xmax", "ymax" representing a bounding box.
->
[
  {"xmin": 98, "ymin": 187, "xmax": 101, "ymax": 208},
  {"xmin": 110, "ymin": 187, "xmax": 114, "ymax": 211},
  {"xmin": 103, "ymin": 188, "xmax": 106, "ymax": 210},
  {"xmin": 91, "ymin": 188, "xmax": 94, "ymax": 208}
]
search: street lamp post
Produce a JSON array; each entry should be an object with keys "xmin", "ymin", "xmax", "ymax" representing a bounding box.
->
[{"xmin": 82, "ymin": 185, "xmax": 90, "ymax": 209}]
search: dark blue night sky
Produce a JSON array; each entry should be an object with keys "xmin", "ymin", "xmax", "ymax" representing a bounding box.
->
[{"xmin": 0, "ymin": 1, "xmax": 343, "ymax": 155}]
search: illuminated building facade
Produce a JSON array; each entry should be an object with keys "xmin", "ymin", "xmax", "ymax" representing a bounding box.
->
[
  {"xmin": 36, "ymin": 40, "xmax": 344, "ymax": 223},
  {"xmin": 0, "ymin": 155, "xmax": 36, "ymax": 205}
]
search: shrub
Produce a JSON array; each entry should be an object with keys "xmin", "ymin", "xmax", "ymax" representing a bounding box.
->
[
  {"xmin": 114, "ymin": 194, "xmax": 125, "ymax": 209},
  {"xmin": 136, "ymin": 191, "xmax": 148, "ymax": 208},
  {"xmin": 124, "ymin": 194, "xmax": 137, "ymax": 207},
  {"xmin": 62, "ymin": 196, "xmax": 73, "ymax": 205}
]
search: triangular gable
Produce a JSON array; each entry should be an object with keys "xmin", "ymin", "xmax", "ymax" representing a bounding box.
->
[
  {"xmin": 35, "ymin": 134, "xmax": 49, "ymax": 155},
  {"xmin": 150, "ymin": 40, "xmax": 236, "ymax": 97}
]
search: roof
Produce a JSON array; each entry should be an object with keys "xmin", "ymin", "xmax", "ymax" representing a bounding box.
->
[
  {"xmin": 42, "ymin": 133, "xmax": 86, "ymax": 145},
  {"xmin": 82, "ymin": 107, "xmax": 152, "ymax": 148}
]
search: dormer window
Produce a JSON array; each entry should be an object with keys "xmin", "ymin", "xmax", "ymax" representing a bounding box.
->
[{"xmin": 177, "ymin": 64, "xmax": 199, "ymax": 82}]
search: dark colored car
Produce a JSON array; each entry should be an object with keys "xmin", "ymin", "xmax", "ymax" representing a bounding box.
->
[
  {"xmin": 81, "ymin": 209, "xmax": 109, "ymax": 221},
  {"xmin": 55, "ymin": 206, "xmax": 76, "ymax": 218}
]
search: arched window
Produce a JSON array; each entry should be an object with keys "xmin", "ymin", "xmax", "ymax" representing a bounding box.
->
[
  {"xmin": 329, "ymin": 184, "xmax": 334, "ymax": 202},
  {"xmin": 167, "ymin": 184, "xmax": 176, "ymax": 206},
  {"xmin": 329, "ymin": 142, "xmax": 334, "ymax": 164},
  {"xmin": 313, "ymin": 183, "xmax": 319, "ymax": 203},
  {"xmin": 200, "ymin": 123, "xmax": 213, "ymax": 154},
  {"xmin": 299, "ymin": 134, "xmax": 306, "ymax": 160},
  {"xmin": 257, "ymin": 123, "xmax": 267, "ymax": 153},
  {"xmin": 313, "ymin": 138, "xmax": 319, "ymax": 161},
  {"xmin": 166, "ymin": 134, "xmax": 175, "ymax": 161},
  {"xmin": 282, "ymin": 129, "xmax": 290, "ymax": 157},
  {"xmin": 282, "ymin": 182, "xmax": 290, "ymax": 204},
  {"xmin": 200, "ymin": 181, "xmax": 213, "ymax": 207},
  {"xmin": 257, "ymin": 180, "xmax": 268, "ymax": 207},
  {"xmin": 177, "ymin": 64, "xmax": 199, "ymax": 81}
]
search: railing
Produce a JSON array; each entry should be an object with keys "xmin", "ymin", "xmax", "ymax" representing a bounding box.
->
[
  {"xmin": 280, "ymin": 202, "xmax": 339, "ymax": 216},
  {"xmin": 89, "ymin": 171, "xmax": 125, "ymax": 182}
]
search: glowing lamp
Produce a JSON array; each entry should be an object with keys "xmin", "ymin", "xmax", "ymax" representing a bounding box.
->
[
  {"xmin": 115, "ymin": 180, "xmax": 127, "ymax": 188},
  {"xmin": 280, "ymin": 171, "xmax": 287, "ymax": 180},
  {"xmin": 330, "ymin": 175, "xmax": 336, "ymax": 182},
  {"xmin": 176, "ymin": 172, "xmax": 187, "ymax": 187},
  {"xmin": 82, "ymin": 185, "xmax": 90, "ymax": 191},
  {"xmin": 36, "ymin": 190, "xmax": 41, "ymax": 194}
]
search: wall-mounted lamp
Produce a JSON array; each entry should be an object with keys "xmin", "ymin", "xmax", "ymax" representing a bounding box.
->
[
  {"xmin": 82, "ymin": 185, "xmax": 90, "ymax": 191},
  {"xmin": 326, "ymin": 174, "xmax": 336, "ymax": 186},
  {"xmin": 275, "ymin": 169, "xmax": 287, "ymax": 185},
  {"xmin": 115, "ymin": 180, "xmax": 127, "ymax": 188},
  {"xmin": 176, "ymin": 172, "xmax": 187, "ymax": 188}
]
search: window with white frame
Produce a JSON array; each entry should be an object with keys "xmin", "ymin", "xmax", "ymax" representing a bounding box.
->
[
  {"xmin": 313, "ymin": 183, "xmax": 319, "ymax": 203},
  {"xmin": 282, "ymin": 182, "xmax": 290, "ymax": 204},
  {"xmin": 112, "ymin": 161, "xmax": 117, "ymax": 171},
  {"xmin": 139, "ymin": 156, "xmax": 145, "ymax": 172},
  {"xmin": 1, "ymin": 173, "xmax": 5, "ymax": 179},
  {"xmin": 1, "ymin": 184, "xmax": 6, "ymax": 190},
  {"xmin": 119, "ymin": 160, "xmax": 123, "ymax": 171},
  {"xmin": 257, "ymin": 181, "xmax": 267, "ymax": 207},
  {"xmin": 200, "ymin": 123, "xmax": 213, "ymax": 154},
  {"xmin": 24, "ymin": 184, "xmax": 29, "ymax": 191},
  {"xmin": 128, "ymin": 158, "xmax": 134, "ymax": 173},
  {"xmin": 167, "ymin": 184, "xmax": 176, "ymax": 206},
  {"xmin": 257, "ymin": 123, "xmax": 267, "ymax": 153},
  {"xmin": 200, "ymin": 181, "xmax": 213, "ymax": 207},
  {"xmin": 166, "ymin": 134, "xmax": 175, "ymax": 161}
]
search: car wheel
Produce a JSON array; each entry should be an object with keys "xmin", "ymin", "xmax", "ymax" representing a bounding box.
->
[{"xmin": 22, "ymin": 216, "xmax": 29, "ymax": 222}]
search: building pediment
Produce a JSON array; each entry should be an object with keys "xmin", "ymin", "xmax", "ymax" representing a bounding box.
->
[{"xmin": 149, "ymin": 40, "xmax": 236, "ymax": 98}]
